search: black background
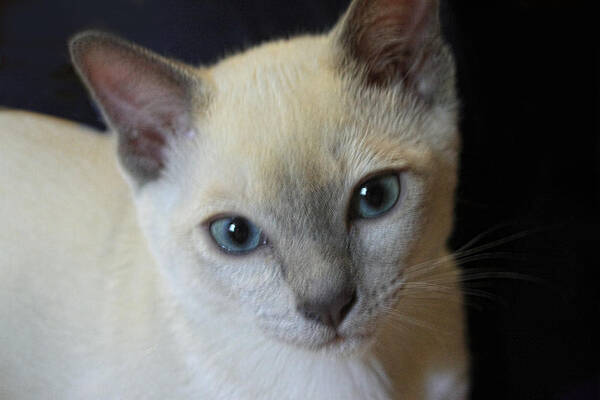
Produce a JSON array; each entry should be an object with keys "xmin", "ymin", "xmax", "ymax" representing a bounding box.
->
[{"xmin": 0, "ymin": 1, "xmax": 598, "ymax": 399}]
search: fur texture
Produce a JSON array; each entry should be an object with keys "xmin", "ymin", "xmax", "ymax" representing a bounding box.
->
[{"xmin": 0, "ymin": 0, "xmax": 468, "ymax": 398}]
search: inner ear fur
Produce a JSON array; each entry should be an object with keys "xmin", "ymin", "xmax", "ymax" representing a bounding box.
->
[
  {"xmin": 333, "ymin": 0, "xmax": 453, "ymax": 104},
  {"xmin": 70, "ymin": 31, "xmax": 202, "ymax": 185}
]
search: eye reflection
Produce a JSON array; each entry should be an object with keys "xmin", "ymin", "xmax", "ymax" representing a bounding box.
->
[
  {"xmin": 351, "ymin": 173, "xmax": 401, "ymax": 219},
  {"xmin": 210, "ymin": 216, "xmax": 263, "ymax": 254}
]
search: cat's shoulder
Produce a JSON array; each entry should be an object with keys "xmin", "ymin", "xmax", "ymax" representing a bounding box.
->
[
  {"xmin": 0, "ymin": 109, "xmax": 122, "ymax": 191},
  {"xmin": 0, "ymin": 109, "xmax": 109, "ymax": 152},
  {"xmin": 0, "ymin": 109, "xmax": 141, "ymax": 300},
  {"xmin": 0, "ymin": 109, "xmax": 129, "ymax": 237}
]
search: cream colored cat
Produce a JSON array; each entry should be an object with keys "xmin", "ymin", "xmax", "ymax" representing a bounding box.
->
[{"xmin": 0, "ymin": 0, "xmax": 468, "ymax": 398}]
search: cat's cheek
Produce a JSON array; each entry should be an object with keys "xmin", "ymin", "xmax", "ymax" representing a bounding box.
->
[
  {"xmin": 190, "ymin": 233, "xmax": 294, "ymax": 320},
  {"xmin": 348, "ymin": 178, "xmax": 429, "ymax": 328}
]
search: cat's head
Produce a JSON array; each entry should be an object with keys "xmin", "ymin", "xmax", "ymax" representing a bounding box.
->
[{"xmin": 71, "ymin": 0, "xmax": 458, "ymax": 353}]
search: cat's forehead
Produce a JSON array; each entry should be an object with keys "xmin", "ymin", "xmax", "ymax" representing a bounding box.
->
[
  {"xmin": 209, "ymin": 35, "xmax": 334, "ymax": 99},
  {"xmin": 200, "ymin": 37, "xmax": 346, "ymax": 180},
  {"xmin": 201, "ymin": 35, "xmax": 442, "ymax": 163},
  {"xmin": 206, "ymin": 36, "xmax": 343, "ymax": 146},
  {"xmin": 182, "ymin": 36, "xmax": 443, "ymax": 212}
]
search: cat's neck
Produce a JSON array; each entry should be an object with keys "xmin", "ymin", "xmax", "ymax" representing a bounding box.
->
[{"xmin": 172, "ymin": 313, "xmax": 392, "ymax": 399}]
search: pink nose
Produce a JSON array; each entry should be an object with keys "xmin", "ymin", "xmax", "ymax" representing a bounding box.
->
[{"xmin": 297, "ymin": 289, "xmax": 357, "ymax": 329}]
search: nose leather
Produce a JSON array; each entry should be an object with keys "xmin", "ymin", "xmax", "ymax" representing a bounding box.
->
[{"xmin": 298, "ymin": 289, "xmax": 357, "ymax": 329}]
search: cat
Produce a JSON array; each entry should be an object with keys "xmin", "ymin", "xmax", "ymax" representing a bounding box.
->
[{"xmin": 0, "ymin": 0, "xmax": 468, "ymax": 398}]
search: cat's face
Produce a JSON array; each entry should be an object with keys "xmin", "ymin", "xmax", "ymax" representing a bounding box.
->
[{"xmin": 71, "ymin": 0, "xmax": 458, "ymax": 353}]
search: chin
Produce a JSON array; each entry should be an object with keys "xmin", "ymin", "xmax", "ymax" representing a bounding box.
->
[{"xmin": 267, "ymin": 327, "xmax": 375, "ymax": 357}]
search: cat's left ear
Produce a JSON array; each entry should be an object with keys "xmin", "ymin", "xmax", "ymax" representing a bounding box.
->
[
  {"xmin": 333, "ymin": 0, "xmax": 452, "ymax": 103},
  {"xmin": 70, "ymin": 31, "xmax": 202, "ymax": 187}
]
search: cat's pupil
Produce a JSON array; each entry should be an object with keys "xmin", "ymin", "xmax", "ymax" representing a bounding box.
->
[
  {"xmin": 360, "ymin": 182, "xmax": 385, "ymax": 208},
  {"xmin": 227, "ymin": 218, "xmax": 250, "ymax": 244}
]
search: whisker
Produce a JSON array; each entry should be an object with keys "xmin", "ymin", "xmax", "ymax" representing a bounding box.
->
[
  {"xmin": 404, "ymin": 230, "xmax": 543, "ymax": 281},
  {"xmin": 405, "ymin": 252, "xmax": 528, "ymax": 282},
  {"xmin": 399, "ymin": 290, "xmax": 493, "ymax": 311},
  {"xmin": 458, "ymin": 271, "xmax": 549, "ymax": 285},
  {"xmin": 453, "ymin": 230, "xmax": 537, "ymax": 260},
  {"xmin": 418, "ymin": 266, "xmax": 553, "ymax": 292},
  {"xmin": 389, "ymin": 225, "xmax": 563, "ymax": 318},
  {"xmin": 455, "ymin": 223, "xmax": 560, "ymax": 255},
  {"xmin": 456, "ymin": 252, "xmax": 529, "ymax": 263},
  {"xmin": 380, "ymin": 306, "xmax": 438, "ymax": 333},
  {"xmin": 404, "ymin": 282, "xmax": 500, "ymax": 303},
  {"xmin": 455, "ymin": 222, "xmax": 517, "ymax": 253},
  {"xmin": 404, "ymin": 255, "xmax": 454, "ymax": 278}
]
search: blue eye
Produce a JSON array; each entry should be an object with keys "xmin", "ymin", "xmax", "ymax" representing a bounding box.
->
[
  {"xmin": 351, "ymin": 173, "xmax": 401, "ymax": 219},
  {"xmin": 209, "ymin": 216, "xmax": 263, "ymax": 254}
]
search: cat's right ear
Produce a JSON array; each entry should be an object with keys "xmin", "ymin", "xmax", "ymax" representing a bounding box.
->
[
  {"xmin": 70, "ymin": 31, "xmax": 202, "ymax": 187},
  {"xmin": 333, "ymin": 0, "xmax": 451, "ymax": 104}
]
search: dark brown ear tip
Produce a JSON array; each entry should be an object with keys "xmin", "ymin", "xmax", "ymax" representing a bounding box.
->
[
  {"xmin": 70, "ymin": 30, "xmax": 103, "ymax": 50},
  {"xmin": 68, "ymin": 30, "xmax": 125, "ymax": 62},
  {"xmin": 69, "ymin": 31, "xmax": 101, "ymax": 63}
]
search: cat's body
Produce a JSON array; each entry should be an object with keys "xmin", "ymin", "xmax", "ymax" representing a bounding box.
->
[{"xmin": 0, "ymin": 1, "xmax": 468, "ymax": 398}]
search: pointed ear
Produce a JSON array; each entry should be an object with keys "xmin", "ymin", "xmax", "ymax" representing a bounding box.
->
[
  {"xmin": 334, "ymin": 0, "xmax": 451, "ymax": 102},
  {"xmin": 70, "ymin": 31, "xmax": 201, "ymax": 186}
]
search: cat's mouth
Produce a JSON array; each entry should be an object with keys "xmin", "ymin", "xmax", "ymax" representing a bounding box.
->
[
  {"xmin": 327, "ymin": 334, "xmax": 345, "ymax": 346},
  {"xmin": 264, "ymin": 326, "xmax": 373, "ymax": 355},
  {"xmin": 257, "ymin": 314, "xmax": 376, "ymax": 354},
  {"xmin": 310, "ymin": 331, "xmax": 375, "ymax": 355}
]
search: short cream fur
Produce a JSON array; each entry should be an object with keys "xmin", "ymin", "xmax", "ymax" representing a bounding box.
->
[{"xmin": 0, "ymin": 0, "xmax": 469, "ymax": 398}]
